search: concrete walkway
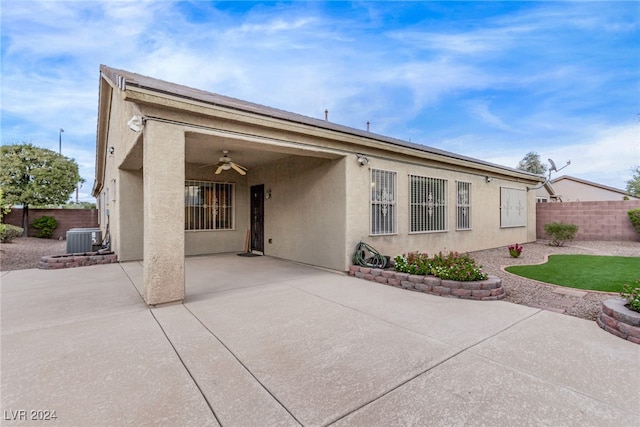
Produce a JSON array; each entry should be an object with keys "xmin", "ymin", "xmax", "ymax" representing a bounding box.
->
[{"xmin": 1, "ymin": 254, "xmax": 638, "ymax": 426}]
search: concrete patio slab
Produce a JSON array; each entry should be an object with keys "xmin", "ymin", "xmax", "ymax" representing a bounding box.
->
[
  {"xmin": 183, "ymin": 254, "xmax": 324, "ymax": 298},
  {"xmin": 152, "ymin": 304, "xmax": 299, "ymax": 426},
  {"xmin": 0, "ymin": 264, "xmax": 146, "ymax": 335},
  {"xmin": 2, "ymin": 255, "xmax": 639, "ymax": 426},
  {"xmin": 185, "ymin": 284, "xmax": 457, "ymax": 426},
  {"xmin": 332, "ymin": 351, "xmax": 637, "ymax": 426},
  {"xmin": 119, "ymin": 260, "xmax": 143, "ymax": 296},
  {"xmin": 1, "ymin": 310, "xmax": 217, "ymax": 426},
  {"xmin": 471, "ymin": 309, "xmax": 640, "ymax": 412},
  {"xmin": 291, "ymin": 274, "xmax": 540, "ymax": 349}
]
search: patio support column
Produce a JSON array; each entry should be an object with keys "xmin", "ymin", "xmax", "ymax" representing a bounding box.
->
[{"xmin": 142, "ymin": 120, "xmax": 185, "ymax": 305}]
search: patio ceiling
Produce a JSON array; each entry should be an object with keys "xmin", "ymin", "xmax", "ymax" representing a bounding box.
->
[
  {"xmin": 185, "ymin": 131, "xmax": 343, "ymax": 170},
  {"xmin": 118, "ymin": 128, "xmax": 344, "ymax": 172}
]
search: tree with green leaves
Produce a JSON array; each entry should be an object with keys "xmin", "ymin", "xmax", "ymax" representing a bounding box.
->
[
  {"xmin": 0, "ymin": 187, "xmax": 9, "ymax": 222},
  {"xmin": 0, "ymin": 143, "xmax": 81, "ymax": 236},
  {"xmin": 626, "ymin": 166, "xmax": 640, "ymax": 197},
  {"xmin": 516, "ymin": 151, "xmax": 548, "ymax": 175}
]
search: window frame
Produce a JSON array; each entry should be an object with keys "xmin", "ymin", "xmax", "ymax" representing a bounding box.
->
[
  {"xmin": 456, "ymin": 181, "xmax": 472, "ymax": 231},
  {"xmin": 409, "ymin": 175, "xmax": 448, "ymax": 234},
  {"xmin": 184, "ymin": 180, "xmax": 235, "ymax": 231},
  {"xmin": 370, "ymin": 169, "xmax": 397, "ymax": 236}
]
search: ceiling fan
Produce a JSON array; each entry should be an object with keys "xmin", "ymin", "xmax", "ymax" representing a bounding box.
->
[{"xmin": 201, "ymin": 150, "xmax": 247, "ymax": 175}]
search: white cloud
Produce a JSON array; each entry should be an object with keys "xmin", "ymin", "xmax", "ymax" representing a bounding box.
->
[
  {"xmin": 464, "ymin": 100, "xmax": 517, "ymax": 133},
  {"xmin": 1, "ymin": 0, "xmax": 637, "ymax": 200},
  {"xmin": 387, "ymin": 24, "xmax": 536, "ymax": 56},
  {"xmin": 476, "ymin": 123, "xmax": 640, "ymax": 190}
]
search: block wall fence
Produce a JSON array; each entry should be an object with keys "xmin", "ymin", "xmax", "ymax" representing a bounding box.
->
[
  {"xmin": 536, "ymin": 201, "xmax": 640, "ymax": 242},
  {"xmin": 3, "ymin": 203, "xmax": 639, "ymax": 242},
  {"xmin": 3, "ymin": 208, "xmax": 99, "ymax": 240}
]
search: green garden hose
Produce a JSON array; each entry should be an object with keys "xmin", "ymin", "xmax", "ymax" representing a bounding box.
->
[{"xmin": 352, "ymin": 241, "xmax": 387, "ymax": 269}]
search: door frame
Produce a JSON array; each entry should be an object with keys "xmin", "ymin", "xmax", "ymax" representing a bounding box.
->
[{"xmin": 250, "ymin": 184, "xmax": 265, "ymax": 253}]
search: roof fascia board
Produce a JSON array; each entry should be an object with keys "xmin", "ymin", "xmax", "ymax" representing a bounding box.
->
[
  {"xmin": 92, "ymin": 73, "xmax": 114, "ymax": 196},
  {"xmin": 122, "ymin": 85, "xmax": 543, "ymax": 184},
  {"xmin": 552, "ymin": 175, "xmax": 630, "ymax": 195}
]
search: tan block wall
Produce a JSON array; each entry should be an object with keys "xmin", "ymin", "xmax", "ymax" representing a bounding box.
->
[
  {"xmin": 536, "ymin": 201, "xmax": 640, "ymax": 241},
  {"xmin": 3, "ymin": 208, "xmax": 98, "ymax": 239}
]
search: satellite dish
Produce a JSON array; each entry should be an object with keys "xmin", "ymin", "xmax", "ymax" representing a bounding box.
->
[{"xmin": 548, "ymin": 158, "xmax": 571, "ymax": 178}]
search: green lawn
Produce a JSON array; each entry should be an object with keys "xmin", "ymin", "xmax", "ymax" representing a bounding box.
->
[{"xmin": 504, "ymin": 255, "xmax": 640, "ymax": 293}]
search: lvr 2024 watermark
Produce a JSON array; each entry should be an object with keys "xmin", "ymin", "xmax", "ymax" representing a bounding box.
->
[{"xmin": 3, "ymin": 410, "xmax": 57, "ymax": 421}]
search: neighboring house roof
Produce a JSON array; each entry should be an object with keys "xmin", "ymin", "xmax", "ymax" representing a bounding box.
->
[
  {"xmin": 543, "ymin": 181, "xmax": 559, "ymax": 198},
  {"xmin": 551, "ymin": 175, "xmax": 636, "ymax": 199},
  {"xmin": 96, "ymin": 65, "xmax": 544, "ymax": 192}
]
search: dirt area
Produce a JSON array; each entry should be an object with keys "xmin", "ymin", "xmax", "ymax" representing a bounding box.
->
[{"xmin": 1, "ymin": 237, "xmax": 66, "ymax": 271}]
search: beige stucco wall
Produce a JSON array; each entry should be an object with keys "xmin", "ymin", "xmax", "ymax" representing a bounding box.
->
[
  {"xmin": 97, "ymin": 77, "xmax": 541, "ymax": 278},
  {"xmin": 344, "ymin": 155, "xmax": 536, "ymax": 264},
  {"xmin": 250, "ymin": 155, "xmax": 347, "ymax": 271},
  {"xmin": 552, "ymin": 179, "xmax": 630, "ymax": 201},
  {"xmin": 142, "ymin": 120, "xmax": 186, "ymax": 305},
  {"xmin": 115, "ymin": 169, "xmax": 143, "ymax": 260},
  {"xmin": 184, "ymin": 162, "xmax": 250, "ymax": 256},
  {"xmin": 99, "ymin": 91, "xmax": 145, "ymax": 261}
]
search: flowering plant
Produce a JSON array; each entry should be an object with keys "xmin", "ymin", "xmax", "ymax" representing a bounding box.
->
[
  {"xmin": 394, "ymin": 251, "xmax": 487, "ymax": 281},
  {"xmin": 508, "ymin": 243, "xmax": 523, "ymax": 258},
  {"xmin": 620, "ymin": 280, "xmax": 640, "ymax": 313}
]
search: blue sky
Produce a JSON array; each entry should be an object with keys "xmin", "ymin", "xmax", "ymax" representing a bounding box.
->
[{"xmin": 2, "ymin": 1, "xmax": 638, "ymax": 202}]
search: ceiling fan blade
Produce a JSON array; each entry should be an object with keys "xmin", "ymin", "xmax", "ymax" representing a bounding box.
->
[
  {"xmin": 215, "ymin": 165, "xmax": 224, "ymax": 175},
  {"xmin": 198, "ymin": 163, "xmax": 217, "ymax": 169},
  {"xmin": 232, "ymin": 161, "xmax": 247, "ymax": 171},
  {"xmin": 230, "ymin": 162, "xmax": 247, "ymax": 175}
]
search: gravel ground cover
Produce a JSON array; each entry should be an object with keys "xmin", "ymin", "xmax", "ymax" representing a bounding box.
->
[
  {"xmin": 2, "ymin": 237, "xmax": 639, "ymax": 321},
  {"xmin": 1, "ymin": 237, "xmax": 66, "ymax": 271},
  {"xmin": 469, "ymin": 240, "xmax": 640, "ymax": 321}
]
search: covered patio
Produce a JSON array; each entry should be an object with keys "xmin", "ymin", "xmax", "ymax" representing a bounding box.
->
[{"xmin": 2, "ymin": 255, "xmax": 638, "ymax": 425}]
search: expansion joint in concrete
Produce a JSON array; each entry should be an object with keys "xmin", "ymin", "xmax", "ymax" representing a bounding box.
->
[
  {"xmin": 181, "ymin": 304, "xmax": 304, "ymax": 426},
  {"xmin": 327, "ymin": 308, "xmax": 544, "ymax": 426},
  {"xmin": 149, "ymin": 308, "xmax": 222, "ymax": 425}
]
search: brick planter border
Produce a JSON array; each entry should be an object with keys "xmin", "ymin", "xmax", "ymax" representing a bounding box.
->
[
  {"xmin": 349, "ymin": 265, "xmax": 505, "ymax": 301},
  {"xmin": 597, "ymin": 299, "xmax": 640, "ymax": 344},
  {"xmin": 38, "ymin": 251, "xmax": 118, "ymax": 270}
]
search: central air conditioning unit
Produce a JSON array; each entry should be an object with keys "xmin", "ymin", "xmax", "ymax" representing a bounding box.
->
[{"xmin": 66, "ymin": 228, "xmax": 102, "ymax": 254}]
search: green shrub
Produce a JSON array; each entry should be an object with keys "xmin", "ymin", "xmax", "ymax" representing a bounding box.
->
[
  {"xmin": 543, "ymin": 222, "xmax": 578, "ymax": 247},
  {"xmin": 628, "ymin": 208, "xmax": 640, "ymax": 236},
  {"xmin": 393, "ymin": 251, "xmax": 431, "ymax": 275},
  {"xmin": 394, "ymin": 251, "xmax": 488, "ymax": 281},
  {"xmin": 0, "ymin": 224, "xmax": 24, "ymax": 243},
  {"xmin": 620, "ymin": 279, "xmax": 640, "ymax": 313},
  {"xmin": 32, "ymin": 215, "xmax": 58, "ymax": 238}
]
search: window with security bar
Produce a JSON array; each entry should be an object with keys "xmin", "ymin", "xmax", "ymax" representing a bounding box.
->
[
  {"xmin": 456, "ymin": 181, "xmax": 471, "ymax": 230},
  {"xmin": 410, "ymin": 175, "xmax": 447, "ymax": 233},
  {"xmin": 370, "ymin": 169, "xmax": 396, "ymax": 235},
  {"xmin": 185, "ymin": 181, "xmax": 234, "ymax": 231}
]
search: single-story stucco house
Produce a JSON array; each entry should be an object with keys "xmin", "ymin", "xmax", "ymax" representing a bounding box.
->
[
  {"xmin": 92, "ymin": 65, "xmax": 544, "ymax": 305},
  {"xmin": 537, "ymin": 175, "xmax": 638, "ymax": 202}
]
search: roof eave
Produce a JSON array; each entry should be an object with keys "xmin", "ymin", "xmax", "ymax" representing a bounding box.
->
[{"xmin": 92, "ymin": 69, "xmax": 115, "ymax": 197}]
